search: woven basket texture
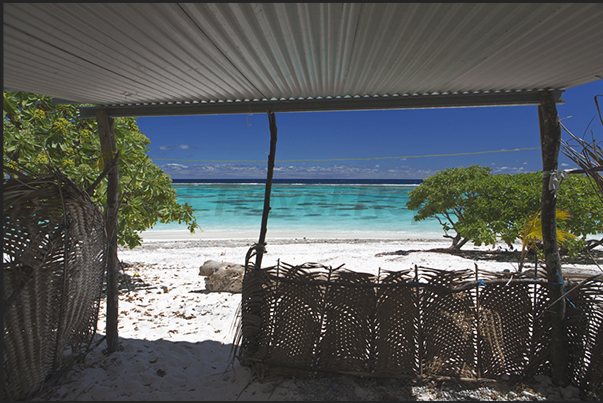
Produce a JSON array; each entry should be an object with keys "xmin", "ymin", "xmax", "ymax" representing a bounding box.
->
[
  {"xmin": 237, "ymin": 246, "xmax": 602, "ymax": 395},
  {"xmin": 3, "ymin": 171, "xmax": 106, "ymax": 401}
]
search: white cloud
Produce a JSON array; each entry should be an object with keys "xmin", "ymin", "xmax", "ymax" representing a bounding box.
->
[
  {"xmin": 163, "ymin": 163, "xmax": 190, "ymax": 170},
  {"xmin": 158, "ymin": 163, "xmax": 436, "ymax": 179},
  {"xmin": 159, "ymin": 144, "xmax": 197, "ymax": 151},
  {"xmin": 491, "ymin": 165, "xmax": 528, "ymax": 174}
]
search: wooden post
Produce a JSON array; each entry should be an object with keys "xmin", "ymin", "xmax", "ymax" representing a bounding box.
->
[
  {"xmin": 254, "ymin": 111, "xmax": 278, "ymax": 270},
  {"xmin": 415, "ymin": 264, "xmax": 423, "ymax": 382},
  {"xmin": 538, "ymin": 90, "xmax": 568, "ymax": 386},
  {"xmin": 475, "ymin": 263, "xmax": 481, "ymax": 379},
  {"xmin": 96, "ymin": 110, "xmax": 120, "ymax": 353}
]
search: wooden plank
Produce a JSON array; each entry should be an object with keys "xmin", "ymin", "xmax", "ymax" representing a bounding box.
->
[
  {"xmin": 77, "ymin": 91, "xmax": 564, "ymax": 119},
  {"xmin": 96, "ymin": 109, "xmax": 121, "ymax": 354},
  {"xmin": 538, "ymin": 90, "xmax": 568, "ymax": 386}
]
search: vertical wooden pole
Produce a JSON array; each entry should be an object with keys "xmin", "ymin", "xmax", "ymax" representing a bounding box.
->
[
  {"xmin": 254, "ymin": 111, "xmax": 278, "ymax": 270},
  {"xmin": 96, "ymin": 110, "xmax": 120, "ymax": 353},
  {"xmin": 414, "ymin": 264, "xmax": 423, "ymax": 382},
  {"xmin": 538, "ymin": 90, "xmax": 568, "ymax": 386},
  {"xmin": 475, "ymin": 263, "xmax": 481, "ymax": 379}
]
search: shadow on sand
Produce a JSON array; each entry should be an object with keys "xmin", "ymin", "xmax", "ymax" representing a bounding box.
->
[{"xmin": 31, "ymin": 335, "xmax": 267, "ymax": 401}]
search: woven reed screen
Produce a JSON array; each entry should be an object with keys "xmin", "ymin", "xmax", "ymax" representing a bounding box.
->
[
  {"xmin": 3, "ymin": 171, "xmax": 107, "ymax": 401},
  {"xmin": 237, "ymin": 246, "xmax": 603, "ymax": 395}
]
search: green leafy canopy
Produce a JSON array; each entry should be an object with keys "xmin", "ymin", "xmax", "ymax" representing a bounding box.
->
[
  {"xmin": 406, "ymin": 165, "xmax": 603, "ymax": 253},
  {"xmin": 3, "ymin": 91, "xmax": 199, "ymax": 248}
]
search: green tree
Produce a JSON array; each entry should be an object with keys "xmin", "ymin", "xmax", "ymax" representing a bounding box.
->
[
  {"xmin": 406, "ymin": 165, "xmax": 492, "ymax": 249},
  {"xmin": 407, "ymin": 165, "xmax": 603, "ymax": 252},
  {"xmin": 3, "ymin": 91, "xmax": 199, "ymax": 248},
  {"xmin": 461, "ymin": 171, "xmax": 542, "ymax": 247},
  {"xmin": 557, "ymin": 174, "xmax": 603, "ymax": 247}
]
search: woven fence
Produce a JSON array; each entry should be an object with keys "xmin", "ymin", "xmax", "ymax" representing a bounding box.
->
[
  {"xmin": 3, "ymin": 171, "xmax": 107, "ymax": 401},
  {"xmin": 236, "ymin": 246, "xmax": 603, "ymax": 396}
]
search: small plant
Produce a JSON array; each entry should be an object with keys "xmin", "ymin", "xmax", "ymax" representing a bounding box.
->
[{"xmin": 517, "ymin": 209, "xmax": 577, "ymax": 272}]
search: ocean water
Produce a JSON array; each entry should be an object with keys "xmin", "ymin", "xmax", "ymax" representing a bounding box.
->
[{"xmin": 152, "ymin": 179, "xmax": 443, "ymax": 238}]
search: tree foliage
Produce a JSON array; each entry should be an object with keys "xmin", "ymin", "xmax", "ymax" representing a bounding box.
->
[
  {"xmin": 407, "ymin": 165, "xmax": 603, "ymax": 252},
  {"xmin": 406, "ymin": 165, "xmax": 494, "ymax": 249},
  {"xmin": 3, "ymin": 91, "xmax": 199, "ymax": 248},
  {"xmin": 518, "ymin": 209, "xmax": 576, "ymax": 271}
]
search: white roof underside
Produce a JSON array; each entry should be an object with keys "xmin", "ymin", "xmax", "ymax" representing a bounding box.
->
[{"xmin": 3, "ymin": 3, "xmax": 603, "ymax": 116}]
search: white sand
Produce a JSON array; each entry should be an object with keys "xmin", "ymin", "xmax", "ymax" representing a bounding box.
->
[{"xmin": 34, "ymin": 234, "xmax": 599, "ymax": 401}]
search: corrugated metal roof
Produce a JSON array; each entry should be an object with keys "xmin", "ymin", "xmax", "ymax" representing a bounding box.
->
[{"xmin": 3, "ymin": 3, "xmax": 603, "ymax": 115}]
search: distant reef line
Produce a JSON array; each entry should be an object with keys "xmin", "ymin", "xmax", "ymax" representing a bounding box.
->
[{"xmin": 171, "ymin": 178, "xmax": 424, "ymax": 184}]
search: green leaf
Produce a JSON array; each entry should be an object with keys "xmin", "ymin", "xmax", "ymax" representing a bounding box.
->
[
  {"xmin": 407, "ymin": 165, "xmax": 600, "ymax": 252},
  {"xmin": 3, "ymin": 90, "xmax": 199, "ymax": 249}
]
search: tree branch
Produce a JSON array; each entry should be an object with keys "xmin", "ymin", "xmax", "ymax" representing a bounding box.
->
[{"xmin": 86, "ymin": 151, "xmax": 121, "ymax": 195}]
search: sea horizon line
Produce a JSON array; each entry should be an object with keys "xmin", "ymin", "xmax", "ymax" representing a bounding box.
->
[{"xmin": 171, "ymin": 178, "xmax": 424, "ymax": 184}]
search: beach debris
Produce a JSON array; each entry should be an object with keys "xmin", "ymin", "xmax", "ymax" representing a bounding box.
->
[
  {"xmin": 205, "ymin": 267, "xmax": 244, "ymax": 293},
  {"xmin": 199, "ymin": 260, "xmax": 243, "ymax": 276},
  {"xmin": 200, "ymin": 260, "xmax": 245, "ymax": 293}
]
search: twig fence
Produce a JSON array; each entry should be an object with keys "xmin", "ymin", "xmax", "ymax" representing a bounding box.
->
[
  {"xmin": 236, "ymin": 245, "xmax": 603, "ymax": 396},
  {"xmin": 3, "ymin": 171, "xmax": 107, "ymax": 400}
]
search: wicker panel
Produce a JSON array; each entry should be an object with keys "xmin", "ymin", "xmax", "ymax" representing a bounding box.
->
[
  {"xmin": 315, "ymin": 270, "xmax": 376, "ymax": 374},
  {"xmin": 266, "ymin": 265, "xmax": 325, "ymax": 371},
  {"xmin": 478, "ymin": 282, "xmax": 531, "ymax": 377},
  {"xmin": 526, "ymin": 282, "xmax": 552, "ymax": 377},
  {"xmin": 237, "ymin": 247, "xmax": 603, "ymax": 396},
  {"xmin": 420, "ymin": 269, "xmax": 476, "ymax": 378},
  {"xmin": 565, "ymin": 279, "xmax": 603, "ymax": 395},
  {"xmin": 585, "ymin": 321, "xmax": 603, "ymax": 397},
  {"xmin": 373, "ymin": 270, "xmax": 418, "ymax": 376},
  {"xmin": 238, "ymin": 253, "xmax": 264, "ymax": 360},
  {"xmin": 3, "ymin": 171, "xmax": 106, "ymax": 401}
]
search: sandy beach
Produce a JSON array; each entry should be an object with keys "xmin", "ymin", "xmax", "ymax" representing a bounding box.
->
[{"xmin": 32, "ymin": 233, "xmax": 600, "ymax": 401}]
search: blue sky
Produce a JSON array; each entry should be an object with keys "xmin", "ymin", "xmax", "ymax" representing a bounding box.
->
[{"xmin": 137, "ymin": 80, "xmax": 602, "ymax": 180}]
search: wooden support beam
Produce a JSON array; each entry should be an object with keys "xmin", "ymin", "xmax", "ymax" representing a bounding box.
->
[
  {"xmin": 77, "ymin": 91, "xmax": 565, "ymax": 119},
  {"xmin": 254, "ymin": 111, "xmax": 278, "ymax": 270},
  {"xmin": 538, "ymin": 90, "xmax": 568, "ymax": 386},
  {"xmin": 96, "ymin": 109, "xmax": 120, "ymax": 354}
]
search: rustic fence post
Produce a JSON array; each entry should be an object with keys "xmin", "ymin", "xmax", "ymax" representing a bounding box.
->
[
  {"xmin": 96, "ymin": 109, "xmax": 120, "ymax": 353},
  {"xmin": 530, "ymin": 263, "xmax": 539, "ymax": 369},
  {"xmin": 254, "ymin": 111, "xmax": 278, "ymax": 270},
  {"xmin": 239, "ymin": 112, "xmax": 278, "ymax": 363},
  {"xmin": 415, "ymin": 264, "xmax": 423, "ymax": 382},
  {"xmin": 475, "ymin": 263, "xmax": 481, "ymax": 379},
  {"xmin": 538, "ymin": 90, "xmax": 568, "ymax": 386}
]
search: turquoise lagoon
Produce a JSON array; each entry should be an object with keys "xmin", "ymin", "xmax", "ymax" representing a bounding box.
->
[{"xmin": 151, "ymin": 179, "xmax": 443, "ymax": 238}]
